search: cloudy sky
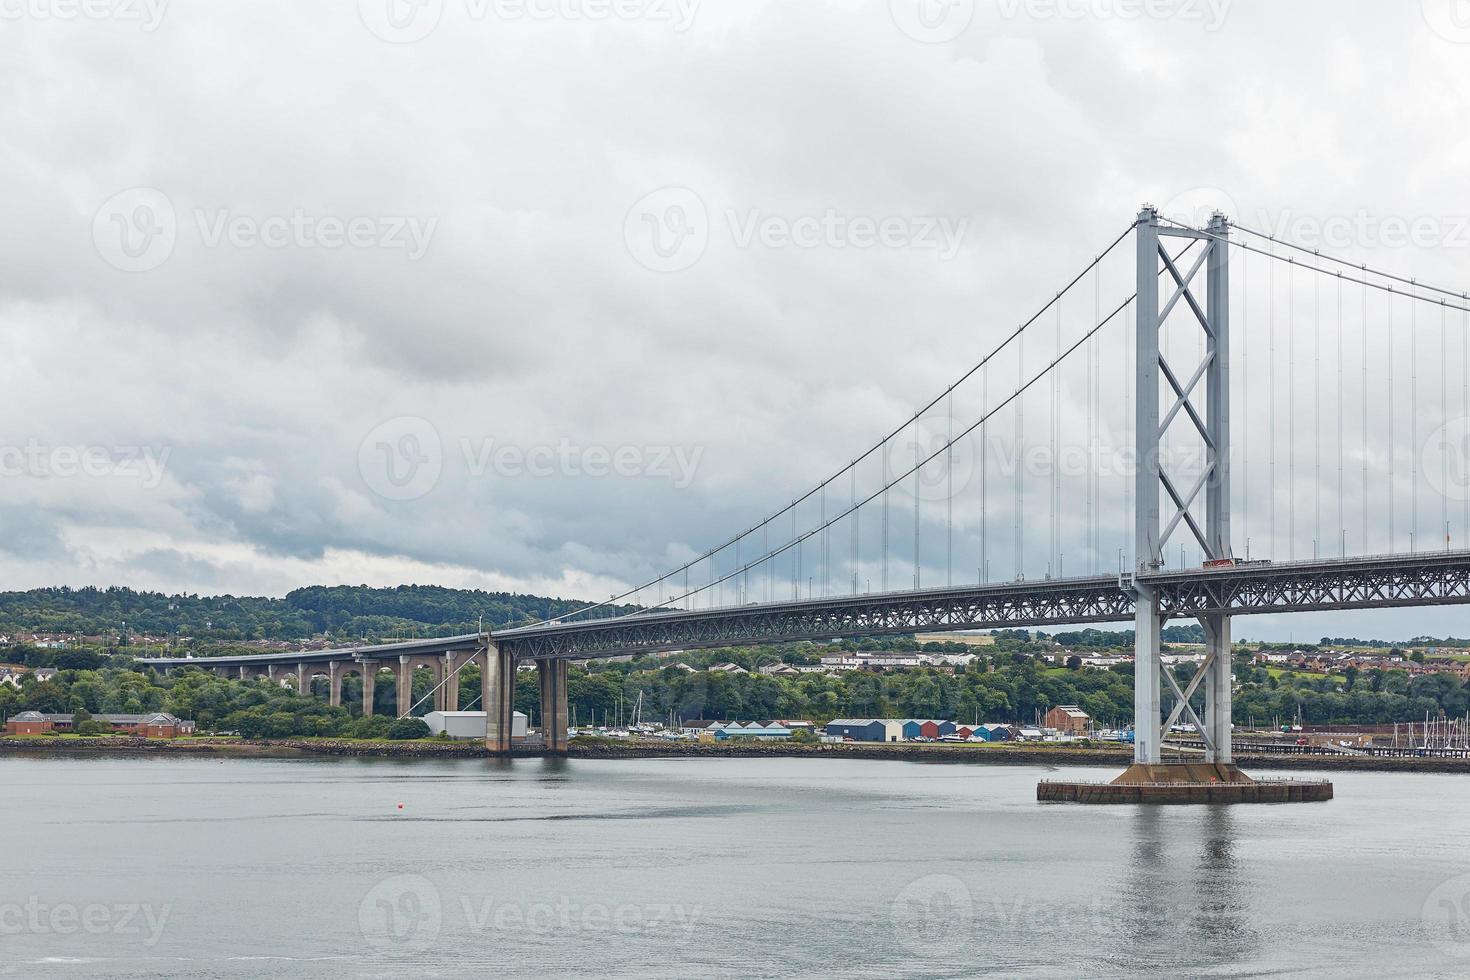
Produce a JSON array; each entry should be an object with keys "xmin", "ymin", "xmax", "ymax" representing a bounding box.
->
[{"xmin": 5, "ymin": 0, "xmax": 1470, "ymax": 640}]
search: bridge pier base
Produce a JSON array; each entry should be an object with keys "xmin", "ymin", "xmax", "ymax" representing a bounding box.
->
[
  {"xmin": 538, "ymin": 658, "xmax": 568, "ymax": 753},
  {"xmin": 328, "ymin": 662, "xmax": 342, "ymax": 708},
  {"xmin": 483, "ymin": 643, "xmax": 516, "ymax": 755}
]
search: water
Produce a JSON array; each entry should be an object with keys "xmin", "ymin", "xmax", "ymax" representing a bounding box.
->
[{"xmin": 3, "ymin": 755, "xmax": 1469, "ymax": 978}]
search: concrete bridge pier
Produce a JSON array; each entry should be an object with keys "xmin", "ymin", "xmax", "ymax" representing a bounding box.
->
[
  {"xmin": 441, "ymin": 651, "xmax": 459, "ymax": 711},
  {"xmin": 397, "ymin": 655, "xmax": 412, "ymax": 718},
  {"xmin": 538, "ymin": 658, "xmax": 568, "ymax": 754},
  {"xmin": 328, "ymin": 662, "xmax": 343, "ymax": 707},
  {"xmin": 360, "ymin": 661, "xmax": 377, "ymax": 716},
  {"xmin": 482, "ymin": 643, "xmax": 516, "ymax": 755}
]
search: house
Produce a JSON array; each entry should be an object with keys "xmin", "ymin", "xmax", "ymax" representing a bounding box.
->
[
  {"xmin": 709, "ymin": 662, "xmax": 748, "ymax": 674},
  {"xmin": 5, "ymin": 710, "xmax": 52, "ymax": 735},
  {"xmin": 825, "ymin": 718, "xmax": 888, "ymax": 742},
  {"xmin": 134, "ymin": 713, "xmax": 190, "ymax": 738},
  {"xmin": 0, "ymin": 665, "xmax": 27, "ymax": 689},
  {"xmin": 914, "ymin": 632, "xmax": 994, "ymax": 647},
  {"xmin": 8, "ymin": 712, "xmax": 195, "ymax": 737},
  {"xmin": 1043, "ymin": 705, "xmax": 1091, "ymax": 735},
  {"xmin": 759, "ymin": 663, "xmax": 801, "ymax": 676}
]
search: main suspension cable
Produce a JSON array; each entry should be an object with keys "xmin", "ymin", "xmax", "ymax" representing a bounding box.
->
[
  {"xmin": 617, "ymin": 292, "xmax": 1144, "ymax": 612},
  {"xmin": 527, "ymin": 222, "xmax": 1139, "ymax": 626}
]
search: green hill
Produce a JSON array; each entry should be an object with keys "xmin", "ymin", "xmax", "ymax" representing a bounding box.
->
[{"xmin": 0, "ymin": 584, "xmax": 630, "ymax": 644}]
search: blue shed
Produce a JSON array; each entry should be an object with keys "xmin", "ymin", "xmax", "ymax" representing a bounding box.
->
[
  {"xmin": 935, "ymin": 720, "xmax": 958, "ymax": 737},
  {"xmin": 825, "ymin": 719, "xmax": 887, "ymax": 742},
  {"xmin": 901, "ymin": 720, "xmax": 923, "ymax": 740}
]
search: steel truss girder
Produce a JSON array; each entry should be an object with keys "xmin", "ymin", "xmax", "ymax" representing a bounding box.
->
[
  {"xmin": 135, "ymin": 552, "xmax": 1470, "ymax": 668},
  {"xmin": 496, "ymin": 579, "xmax": 1135, "ymax": 660},
  {"xmin": 497, "ymin": 552, "xmax": 1470, "ymax": 660},
  {"xmin": 1151, "ymin": 555, "xmax": 1470, "ymax": 617}
]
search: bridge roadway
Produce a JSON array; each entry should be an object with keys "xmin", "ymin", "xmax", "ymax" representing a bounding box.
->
[{"xmin": 137, "ymin": 549, "xmax": 1470, "ymax": 750}]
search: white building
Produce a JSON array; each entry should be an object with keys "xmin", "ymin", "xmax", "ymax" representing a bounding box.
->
[{"xmin": 423, "ymin": 711, "xmax": 528, "ymax": 740}]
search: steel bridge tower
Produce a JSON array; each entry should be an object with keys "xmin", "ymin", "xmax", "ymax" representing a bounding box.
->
[{"xmin": 1131, "ymin": 206, "xmax": 1232, "ymax": 765}]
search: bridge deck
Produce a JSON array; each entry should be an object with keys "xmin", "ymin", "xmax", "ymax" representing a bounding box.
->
[{"xmin": 137, "ymin": 549, "xmax": 1470, "ymax": 668}]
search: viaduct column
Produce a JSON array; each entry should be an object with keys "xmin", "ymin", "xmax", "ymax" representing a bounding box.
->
[
  {"xmin": 538, "ymin": 658, "xmax": 569, "ymax": 754},
  {"xmin": 328, "ymin": 661, "xmax": 342, "ymax": 707},
  {"xmin": 397, "ymin": 655, "xmax": 412, "ymax": 718},
  {"xmin": 442, "ymin": 651, "xmax": 459, "ymax": 711},
  {"xmin": 361, "ymin": 662, "xmax": 377, "ymax": 716},
  {"xmin": 297, "ymin": 663, "xmax": 309, "ymax": 698},
  {"xmin": 482, "ymin": 642, "xmax": 516, "ymax": 755}
]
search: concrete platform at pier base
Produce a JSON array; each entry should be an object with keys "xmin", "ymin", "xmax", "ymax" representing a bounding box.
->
[{"xmin": 1038, "ymin": 763, "xmax": 1333, "ymax": 804}]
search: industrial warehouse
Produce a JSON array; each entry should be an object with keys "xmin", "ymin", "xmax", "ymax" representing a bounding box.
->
[{"xmin": 824, "ymin": 708, "xmax": 1096, "ymax": 744}]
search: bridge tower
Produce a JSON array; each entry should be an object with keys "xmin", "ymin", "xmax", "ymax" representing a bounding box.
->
[{"xmin": 1131, "ymin": 206, "xmax": 1232, "ymax": 766}]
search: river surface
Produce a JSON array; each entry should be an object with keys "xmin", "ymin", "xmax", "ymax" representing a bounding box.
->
[{"xmin": 3, "ymin": 755, "xmax": 1470, "ymax": 978}]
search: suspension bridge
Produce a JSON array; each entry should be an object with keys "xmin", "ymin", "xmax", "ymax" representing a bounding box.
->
[{"xmin": 147, "ymin": 205, "xmax": 1470, "ymax": 781}]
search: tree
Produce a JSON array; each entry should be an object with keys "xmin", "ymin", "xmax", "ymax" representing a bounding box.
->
[{"xmin": 387, "ymin": 717, "xmax": 431, "ymax": 740}]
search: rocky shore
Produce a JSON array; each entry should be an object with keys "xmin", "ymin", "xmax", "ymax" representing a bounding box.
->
[{"xmin": 6, "ymin": 734, "xmax": 1470, "ymax": 772}]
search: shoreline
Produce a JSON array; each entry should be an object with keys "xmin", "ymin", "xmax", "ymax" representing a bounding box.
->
[{"xmin": 4, "ymin": 735, "xmax": 1470, "ymax": 773}]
